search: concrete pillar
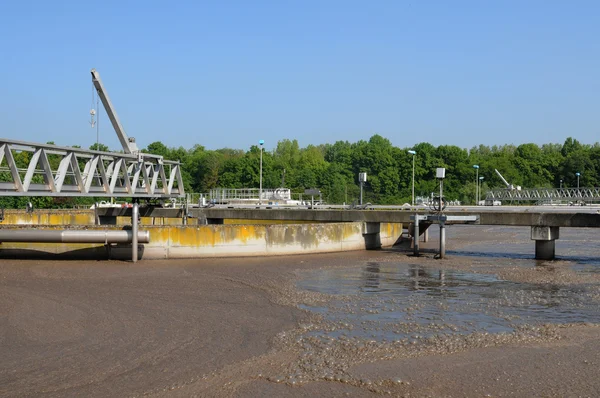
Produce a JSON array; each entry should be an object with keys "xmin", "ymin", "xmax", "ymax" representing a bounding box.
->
[
  {"xmin": 531, "ymin": 226, "xmax": 559, "ymax": 260},
  {"xmin": 535, "ymin": 240, "xmax": 555, "ymax": 260},
  {"xmin": 362, "ymin": 222, "xmax": 381, "ymax": 249},
  {"xmin": 413, "ymin": 214, "xmax": 420, "ymax": 256},
  {"xmin": 423, "ymin": 227, "xmax": 429, "ymax": 242}
]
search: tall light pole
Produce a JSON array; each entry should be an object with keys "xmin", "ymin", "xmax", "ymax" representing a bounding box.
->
[
  {"xmin": 473, "ymin": 165, "xmax": 479, "ymax": 205},
  {"xmin": 259, "ymin": 139, "xmax": 264, "ymax": 205},
  {"xmin": 576, "ymin": 172, "xmax": 580, "ymax": 190},
  {"xmin": 479, "ymin": 176, "xmax": 484, "ymax": 205},
  {"xmin": 408, "ymin": 150, "xmax": 416, "ymax": 206},
  {"xmin": 560, "ymin": 179, "xmax": 563, "ymax": 189}
]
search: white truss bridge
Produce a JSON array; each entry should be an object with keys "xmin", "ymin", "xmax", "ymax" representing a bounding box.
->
[
  {"xmin": 0, "ymin": 139, "xmax": 184, "ymax": 198},
  {"xmin": 485, "ymin": 187, "xmax": 600, "ymax": 204}
]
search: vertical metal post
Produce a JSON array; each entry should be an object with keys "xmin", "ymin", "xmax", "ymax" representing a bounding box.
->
[
  {"xmin": 413, "ymin": 214, "xmax": 420, "ymax": 256},
  {"xmin": 183, "ymin": 196, "xmax": 188, "ymax": 225},
  {"xmin": 476, "ymin": 167, "xmax": 479, "ymax": 204},
  {"xmin": 439, "ymin": 222, "xmax": 446, "ymax": 259},
  {"xmin": 473, "ymin": 165, "xmax": 479, "ymax": 205},
  {"xmin": 360, "ymin": 181, "xmax": 363, "ymax": 205},
  {"xmin": 259, "ymin": 140, "xmax": 264, "ymax": 205},
  {"xmin": 407, "ymin": 150, "xmax": 416, "ymax": 206},
  {"xmin": 478, "ymin": 177, "xmax": 484, "ymax": 205},
  {"xmin": 132, "ymin": 202, "xmax": 138, "ymax": 263},
  {"xmin": 411, "ymin": 154, "xmax": 415, "ymax": 206},
  {"xmin": 439, "ymin": 179, "xmax": 443, "ymax": 210}
]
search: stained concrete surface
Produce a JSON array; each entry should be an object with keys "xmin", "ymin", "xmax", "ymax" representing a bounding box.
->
[{"xmin": 1, "ymin": 225, "xmax": 599, "ymax": 397}]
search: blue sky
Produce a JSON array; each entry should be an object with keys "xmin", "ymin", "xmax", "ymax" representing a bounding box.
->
[{"xmin": 1, "ymin": 0, "xmax": 598, "ymax": 152}]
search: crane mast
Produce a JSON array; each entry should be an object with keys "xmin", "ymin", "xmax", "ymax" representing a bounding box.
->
[
  {"xmin": 494, "ymin": 169, "xmax": 510, "ymax": 188},
  {"xmin": 90, "ymin": 68, "xmax": 138, "ymax": 154},
  {"xmin": 494, "ymin": 169, "xmax": 521, "ymax": 191}
]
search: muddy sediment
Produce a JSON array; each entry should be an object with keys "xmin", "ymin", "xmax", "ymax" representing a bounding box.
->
[{"xmin": 0, "ymin": 226, "xmax": 599, "ymax": 397}]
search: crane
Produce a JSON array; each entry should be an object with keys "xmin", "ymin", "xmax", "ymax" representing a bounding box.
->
[
  {"xmin": 90, "ymin": 68, "xmax": 139, "ymax": 154},
  {"xmin": 494, "ymin": 169, "xmax": 521, "ymax": 191}
]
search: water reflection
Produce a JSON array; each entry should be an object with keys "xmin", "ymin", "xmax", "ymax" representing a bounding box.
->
[
  {"xmin": 298, "ymin": 262, "xmax": 600, "ymax": 341},
  {"xmin": 358, "ymin": 263, "xmax": 498, "ymax": 298},
  {"xmin": 362, "ymin": 263, "xmax": 380, "ymax": 291}
]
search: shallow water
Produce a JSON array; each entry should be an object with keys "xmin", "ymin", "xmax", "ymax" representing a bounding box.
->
[
  {"xmin": 297, "ymin": 226, "xmax": 600, "ymax": 341},
  {"xmin": 446, "ymin": 226, "xmax": 600, "ymax": 264}
]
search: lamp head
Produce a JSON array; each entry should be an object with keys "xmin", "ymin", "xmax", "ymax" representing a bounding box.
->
[
  {"xmin": 473, "ymin": 165, "xmax": 479, "ymax": 169},
  {"xmin": 259, "ymin": 139, "xmax": 264, "ymax": 146},
  {"xmin": 408, "ymin": 150, "xmax": 416, "ymax": 155}
]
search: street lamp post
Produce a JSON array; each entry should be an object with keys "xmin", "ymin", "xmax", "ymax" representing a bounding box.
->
[
  {"xmin": 576, "ymin": 172, "xmax": 580, "ymax": 190},
  {"xmin": 408, "ymin": 150, "xmax": 416, "ymax": 206},
  {"xmin": 259, "ymin": 140, "xmax": 264, "ymax": 205},
  {"xmin": 473, "ymin": 165, "xmax": 479, "ymax": 205},
  {"xmin": 479, "ymin": 176, "xmax": 484, "ymax": 205},
  {"xmin": 560, "ymin": 179, "xmax": 563, "ymax": 189}
]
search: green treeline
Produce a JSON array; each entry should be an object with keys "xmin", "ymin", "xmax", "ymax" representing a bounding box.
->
[
  {"xmin": 145, "ymin": 135, "xmax": 597, "ymax": 205},
  {"xmin": 1, "ymin": 136, "xmax": 598, "ymax": 209}
]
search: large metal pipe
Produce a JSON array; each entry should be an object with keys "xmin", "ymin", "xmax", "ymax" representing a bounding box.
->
[{"xmin": 0, "ymin": 230, "xmax": 149, "ymax": 244}]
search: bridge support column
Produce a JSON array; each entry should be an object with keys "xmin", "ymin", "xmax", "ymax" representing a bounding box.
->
[
  {"xmin": 531, "ymin": 226, "xmax": 559, "ymax": 260},
  {"xmin": 362, "ymin": 222, "xmax": 381, "ymax": 249},
  {"xmin": 413, "ymin": 214, "xmax": 420, "ymax": 256},
  {"xmin": 439, "ymin": 223, "xmax": 446, "ymax": 259}
]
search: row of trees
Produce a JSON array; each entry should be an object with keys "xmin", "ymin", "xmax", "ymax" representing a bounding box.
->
[
  {"xmin": 143, "ymin": 136, "xmax": 598, "ymax": 205},
  {"xmin": 1, "ymin": 136, "xmax": 598, "ymax": 208}
]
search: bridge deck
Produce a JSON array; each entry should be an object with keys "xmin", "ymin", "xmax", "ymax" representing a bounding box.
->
[{"xmin": 96, "ymin": 205, "xmax": 600, "ymax": 228}]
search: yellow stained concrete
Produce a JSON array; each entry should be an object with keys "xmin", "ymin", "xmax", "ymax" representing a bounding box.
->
[{"xmin": 1, "ymin": 210, "xmax": 403, "ymax": 259}]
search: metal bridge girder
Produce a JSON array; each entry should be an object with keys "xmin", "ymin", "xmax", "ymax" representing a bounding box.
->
[
  {"xmin": 0, "ymin": 139, "xmax": 184, "ymax": 198},
  {"xmin": 485, "ymin": 187, "xmax": 600, "ymax": 203}
]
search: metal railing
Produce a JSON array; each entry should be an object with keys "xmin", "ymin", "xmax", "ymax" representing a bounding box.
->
[{"xmin": 208, "ymin": 188, "xmax": 293, "ymax": 203}]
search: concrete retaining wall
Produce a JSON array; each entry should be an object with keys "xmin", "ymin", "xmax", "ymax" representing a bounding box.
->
[
  {"xmin": 1, "ymin": 210, "xmax": 184, "ymax": 226},
  {"xmin": 1, "ymin": 210, "xmax": 314, "ymax": 226},
  {"xmin": 0, "ymin": 222, "xmax": 403, "ymax": 260}
]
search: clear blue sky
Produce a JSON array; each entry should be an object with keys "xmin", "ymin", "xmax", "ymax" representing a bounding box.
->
[{"xmin": 1, "ymin": 0, "xmax": 598, "ymax": 152}]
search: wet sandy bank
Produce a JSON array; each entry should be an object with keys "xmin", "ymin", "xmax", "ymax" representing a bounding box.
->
[{"xmin": 1, "ymin": 226, "xmax": 599, "ymax": 397}]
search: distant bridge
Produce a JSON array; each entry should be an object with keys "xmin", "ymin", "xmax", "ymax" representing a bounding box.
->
[{"xmin": 485, "ymin": 187, "xmax": 600, "ymax": 205}]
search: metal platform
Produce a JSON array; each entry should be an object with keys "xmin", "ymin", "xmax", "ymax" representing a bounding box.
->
[{"xmin": 411, "ymin": 214, "xmax": 479, "ymax": 224}]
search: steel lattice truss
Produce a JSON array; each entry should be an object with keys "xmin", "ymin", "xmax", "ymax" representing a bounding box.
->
[
  {"xmin": 485, "ymin": 187, "xmax": 600, "ymax": 203},
  {"xmin": 0, "ymin": 139, "xmax": 184, "ymax": 198}
]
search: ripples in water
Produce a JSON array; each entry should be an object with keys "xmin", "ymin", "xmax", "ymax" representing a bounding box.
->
[{"xmin": 298, "ymin": 262, "xmax": 600, "ymax": 341}]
